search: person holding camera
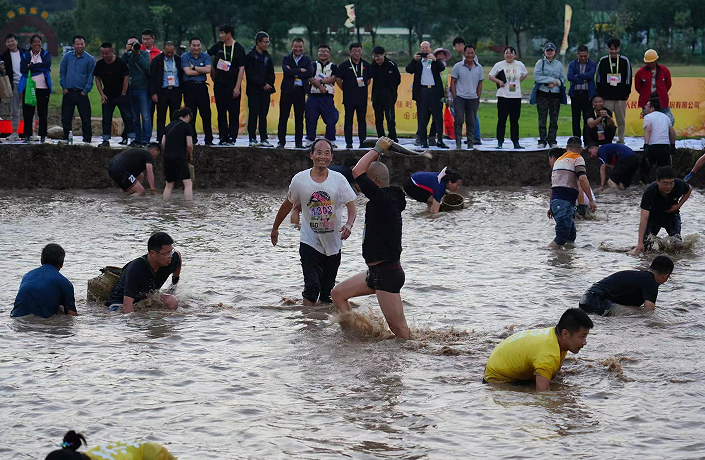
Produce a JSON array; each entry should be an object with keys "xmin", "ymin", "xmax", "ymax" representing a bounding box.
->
[{"xmin": 122, "ymin": 37, "xmax": 152, "ymax": 146}]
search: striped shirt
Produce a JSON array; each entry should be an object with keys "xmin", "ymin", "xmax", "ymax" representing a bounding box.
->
[{"xmin": 551, "ymin": 152, "xmax": 586, "ymax": 203}]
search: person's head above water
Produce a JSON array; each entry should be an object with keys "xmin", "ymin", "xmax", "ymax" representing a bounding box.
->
[
  {"xmin": 547, "ymin": 147, "xmax": 564, "ymax": 167},
  {"xmin": 309, "ymin": 138, "xmax": 333, "ymax": 170},
  {"xmin": 555, "ymin": 308, "xmax": 594, "ymax": 354},
  {"xmin": 147, "ymin": 232, "xmax": 175, "ymax": 268},
  {"xmin": 41, "ymin": 243, "xmax": 66, "ymax": 270},
  {"xmin": 442, "ymin": 169, "xmax": 463, "ymax": 193},
  {"xmin": 650, "ymin": 255, "xmax": 674, "ymax": 285},
  {"xmin": 566, "ymin": 136, "xmax": 583, "ymax": 153},
  {"xmin": 368, "ymin": 162, "xmax": 390, "ymax": 187},
  {"xmin": 45, "ymin": 430, "xmax": 88, "ymax": 460}
]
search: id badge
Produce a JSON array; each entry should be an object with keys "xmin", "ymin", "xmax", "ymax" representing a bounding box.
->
[
  {"xmin": 356, "ymin": 76, "xmax": 365, "ymax": 87},
  {"xmin": 508, "ymin": 82, "xmax": 516, "ymax": 92},
  {"xmin": 597, "ymin": 129, "xmax": 605, "ymax": 141},
  {"xmin": 217, "ymin": 59, "xmax": 232, "ymax": 71},
  {"xmin": 294, "ymin": 77, "xmax": 302, "ymax": 86},
  {"xmin": 167, "ymin": 75, "xmax": 176, "ymax": 87},
  {"xmin": 608, "ymin": 74, "xmax": 621, "ymax": 86}
]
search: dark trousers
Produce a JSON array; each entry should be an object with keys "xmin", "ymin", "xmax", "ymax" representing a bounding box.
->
[
  {"xmin": 344, "ymin": 103, "xmax": 367, "ymax": 146},
  {"xmin": 156, "ymin": 86, "xmax": 183, "ymax": 143},
  {"xmin": 102, "ymin": 94, "xmax": 133, "ymax": 139},
  {"xmin": 453, "ymin": 96, "xmax": 479, "ymax": 143},
  {"xmin": 183, "ymin": 82, "xmax": 213, "ymax": 144},
  {"xmin": 213, "ymin": 82, "xmax": 241, "ymax": 142},
  {"xmin": 299, "ymin": 242, "xmax": 341, "ymax": 303},
  {"xmin": 248, "ymin": 92, "xmax": 270, "ymax": 141},
  {"xmin": 278, "ymin": 87, "xmax": 306, "ymax": 145},
  {"xmin": 640, "ymin": 144, "xmax": 672, "ymax": 183},
  {"xmin": 644, "ymin": 211, "xmax": 681, "ymax": 244},
  {"xmin": 571, "ymin": 90, "xmax": 592, "ymax": 139},
  {"xmin": 537, "ymin": 91, "xmax": 561, "ymax": 145},
  {"xmin": 372, "ymin": 92, "xmax": 397, "ymax": 140},
  {"xmin": 61, "ymin": 90, "xmax": 92, "ymax": 142},
  {"xmin": 497, "ymin": 97, "xmax": 521, "ymax": 143},
  {"xmin": 417, "ymin": 87, "xmax": 443, "ymax": 145},
  {"xmin": 305, "ymin": 95, "xmax": 338, "ymax": 141},
  {"xmin": 23, "ymin": 88, "xmax": 50, "ymax": 138}
]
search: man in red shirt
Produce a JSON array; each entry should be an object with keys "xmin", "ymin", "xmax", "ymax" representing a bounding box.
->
[
  {"xmin": 140, "ymin": 29, "xmax": 161, "ymax": 61},
  {"xmin": 635, "ymin": 49, "xmax": 673, "ymax": 125}
]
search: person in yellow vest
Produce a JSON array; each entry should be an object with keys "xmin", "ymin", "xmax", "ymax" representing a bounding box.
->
[
  {"xmin": 46, "ymin": 431, "xmax": 176, "ymax": 460},
  {"xmin": 484, "ymin": 308, "xmax": 594, "ymax": 390}
]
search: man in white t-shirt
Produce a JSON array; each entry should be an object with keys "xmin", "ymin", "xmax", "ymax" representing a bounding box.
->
[
  {"xmin": 0, "ymin": 33, "xmax": 24, "ymax": 142},
  {"xmin": 640, "ymin": 97, "xmax": 675, "ymax": 184},
  {"xmin": 271, "ymin": 138, "xmax": 357, "ymax": 305}
]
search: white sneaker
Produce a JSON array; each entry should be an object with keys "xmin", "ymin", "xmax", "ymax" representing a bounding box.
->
[
  {"xmin": 6, "ymin": 132, "xmax": 20, "ymax": 142},
  {"xmin": 549, "ymin": 143, "xmax": 558, "ymax": 148}
]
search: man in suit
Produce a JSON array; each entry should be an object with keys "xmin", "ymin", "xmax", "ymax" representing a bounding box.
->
[
  {"xmin": 277, "ymin": 38, "xmax": 314, "ymax": 149},
  {"xmin": 150, "ymin": 41, "xmax": 184, "ymax": 143}
]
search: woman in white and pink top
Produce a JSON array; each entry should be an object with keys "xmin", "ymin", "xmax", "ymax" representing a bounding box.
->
[{"xmin": 19, "ymin": 34, "xmax": 53, "ymax": 143}]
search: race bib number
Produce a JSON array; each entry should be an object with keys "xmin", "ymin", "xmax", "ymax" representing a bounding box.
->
[
  {"xmin": 508, "ymin": 82, "xmax": 516, "ymax": 92},
  {"xmin": 607, "ymin": 74, "xmax": 621, "ymax": 86},
  {"xmin": 217, "ymin": 59, "xmax": 232, "ymax": 71},
  {"xmin": 307, "ymin": 191, "xmax": 335, "ymax": 233},
  {"xmin": 356, "ymin": 76, "xmax": 365, "ymax": 87},
  {"xmin": 167, "ymin": 75, "xmax": 176, "ymax": 86}
]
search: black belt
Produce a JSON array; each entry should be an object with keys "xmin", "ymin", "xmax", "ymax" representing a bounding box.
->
[
  {"xmin": 185, "ymin": 81, "xmax": 206, "ymax": 84},
  {"xmin": 421, "ymin": 85, "xmax": 435, "ymax": 89},
  {"xmin": 575, "ymin": 89, "xmax": 588, "ymax": 92},
  {"xmin": 67, "ymin": 88, "xmax": 83, "ymax": 92},
  {"xmin": 162, "ymin": 86, "xmax": 179, "ymax": 90}
]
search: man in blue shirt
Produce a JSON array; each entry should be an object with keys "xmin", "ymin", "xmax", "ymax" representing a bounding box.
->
[
  {"xmin": 587, "ymin": 142, "xmax": 639, "ymax": 191},
  {"xmin": 567, "ymin": 45, "xmax": 596, "ymax": 142},
  {"xmin": 181, "ymin": 37, "xmax": 213, "ymax": 145},
  {"xmin": 60, "ymin": 35, "xmax": 96, "ymax": 143},
  {"xmin": 11, "ymin": 244, "xmax": 77, "ymax": 318},
  {"xmin": 150, "ymin": 41, "xmax": 183, "ymax": 144}
]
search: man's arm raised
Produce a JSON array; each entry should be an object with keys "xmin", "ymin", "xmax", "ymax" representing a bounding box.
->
[{"xmin": 352, "ymin": 137, "xmax": 393, "ymax": 178}]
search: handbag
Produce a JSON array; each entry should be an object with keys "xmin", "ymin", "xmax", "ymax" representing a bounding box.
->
[
  {"xmin": 24, "ymin": 71, "xmax": 37, "ymax": 106},
  {"xmin": 529, "ymin": 59, "xmax": 568, "ymax": 105},
  {"xmin": 0, "ymin": 75, "xmax": 11, "ymax": 99}
]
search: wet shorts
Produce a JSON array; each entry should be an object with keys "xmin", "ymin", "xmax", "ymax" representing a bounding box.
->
[
  {"xmin": 610, "ymin": 155, "xmax": 639, "ymax": 188},
  {"xmin": 366, "ymin": 261, "xmax": 405, "ymax": 293},
  {"xmin": 403, "ymin": 177, "xmax": 432, "ymax": 204},
  {"xmin": 164, "ymin": 155, "xmax": 191, "ymax": 183},
  {"xmin": 108, "ymin": 164, "xmax": 137, "ymax": 191},
  {"xmin": 579, "ymin": 290, "xmax": 613, "ymax": 316}
]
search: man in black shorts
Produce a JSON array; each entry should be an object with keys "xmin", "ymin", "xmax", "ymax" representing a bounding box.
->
[
  {"xmin": 105, "ymin": 232, "xmax": 182, "ymax": 313},
  {"xmin": 579, "ymin": 255, "xmax": 673, "ymax": 315},
  {"xmin": 331, "ymin": 137, "xmax": 410, "ymax": 339},
  {"xmin": 107, "ymin": 143, "xmax": 160, "ymax": 196}
]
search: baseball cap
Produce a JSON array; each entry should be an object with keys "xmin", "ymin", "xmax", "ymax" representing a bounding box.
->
[{"xmin": 544, "ymin": 42, "xmax": 557, "ymax": 51}]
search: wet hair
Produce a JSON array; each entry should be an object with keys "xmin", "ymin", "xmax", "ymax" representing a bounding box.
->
[
  {"xmin": 148, "ymin": 232, "xmax": 174, "ymax": 252},
  {"xmin": 219, "ymin": 25, "xmax": 234, "ymax": 37},
  {"xmin": 147, "ymin": 142, "xmax": 161, "ymax": 154},
  {"xmin": 349, "ymin": 42, "xmax": 362, "ymax": 51},
  {"xmin": 566, "ymin": 136, "xmax": 583, "ymax": 149},
  {"xmin": 656, "ymin": 166, "xmax": 675, "ymax": 180},
  {"xmin": 61, "ymin": 430, "xmax": 87, "ymax": 451},
  {"xmin": 651, "ymin": 256, "xmax": 674, "ymax": 275},
  {"xmin": 100, "ymin": 42, "xmax": 113, "ymax": 49},
  {"xmin": 648, "ymin": 97, "xmax": 661, "ymax": 111},
  {"xmin": 577, "ymin": 45, "xmax": 589, "ymax": 53},
  {"xmin": 452, "ymin": 37, "xmax": 466, "ymax": 46},
  {"xmin": 607, "ymin": 38, "xmax": 620, "ymax": 48},
  {"xmin": 142, "ymin": 29, "xmax": 155, "ymax": 39},
  {"xmin": 255, "ymin": 31, "xmax": 269, "ymax": 44},
  {"xmin": 5, "ymin": 33, "xmax": 17, "ymax": 41},
  {"xmin": 503, "ymin": 46, "xmax": 516, "ymax": 54},
  {"xmin": 29, "ymin": 34, "xmax": 43, "ymax": 44},
  {"xmin": 464, "ymin": 45, "xmax": 475, "ymax": 52},
  {"xmin": 172, "ymin": 106, "xmax": 193, "ymax": 120},
  {"xmin": 72, "ymin": 35, "xmax": 85, "ymax": 44},
  {"xmin": 310, "ymin": 137, "xmax": 333, "ymax": 153},
  {"xmin": 292, "ymin": 37, "xmax": 304, "ymax": 44},
  {"xmin": 556, "ymin": 308, "xmax": 594, "ymax": 335},
  {"xmin": 318, "ymin": 43, "xmax": 331, "ymax": 51},
  {"xmin": 548, "ymin": 147, "xmax": 564, "ymax": 159},
  {"xmin": 41, "ymin": 243, "xmax": 65, "ymax": 268},
  {"xmin": 443, "ymin": 170, "xmax": 462, "ymax": 184},
  {"xmin": 189, "ymin": 36, "xmax": 201, "ymax": 45}
]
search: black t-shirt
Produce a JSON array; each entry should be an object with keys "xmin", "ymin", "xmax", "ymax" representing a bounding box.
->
[
  {"xmin": 587, "ymin": 270, "xmax": 659, "ymax": 306},
  {"xmin": 640, "ymin": 179, "xmax": 690, "ymax": 214},
  {"xmin": 105, "ymin": 252, "xmax": 181, "ymax": 305},
  {"xmin": 355, "ymin": 173, "xmax": 406, "ymax": 264},
  {"xmin": 164, "ymin": 119, "xmax": 192, "ymax": 159},
  {"xmin": 208, "ymin": 41, "xmax": 246, "ymax": 87},
  {"xmin": 110, "ymin": 148, "xmax": 154, "ymax": 176},
  {"xmin": 335, "ymin": 59, "xmax": 371, "ymax": 106},
  {"xmin": 94, "ymin": 57, "xmax": 129, "ymax": 97},
  {"xmin": 370, "ymin": 58, "xmax": 401, "ymax": 98}
]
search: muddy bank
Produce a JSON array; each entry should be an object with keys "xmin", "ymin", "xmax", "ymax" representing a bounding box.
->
[{"xmin": 1, "ymin": 144, "xmax": 703, "ymax": 190}]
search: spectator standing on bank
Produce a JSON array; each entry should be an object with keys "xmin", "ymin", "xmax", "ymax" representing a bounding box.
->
[
  {"xmin": 451, "ymin": 45, "xmax": 483, "ymax": 150},
  {"xmin": 406, "ymin": 41, "xmax": 449, "ymax": 149},
  {"xmin": 122, "ymin": 37, "xmax": 152, "ymax": 146},
  {"xmin": 306, "ymin": 44, "xmax": 339, "ymax": 146},
  {"xmin": 94, "ymin": 42, "xmax": 134, "ymax": 147},
  {"xmin": 596, "ymin": 38, "xmax": 632, "ymax": 143},
  {"xmin": 60, "ymin": 35, "xmax": 95, "ymax": 144},
  {"xmin": 335, "ymin": 42, "xmax": 371, "ymax": 149},
  {"xmin": 567, "ymin": 45, "xmax": 596, "ymax": 142},
  {"xmin": 208, "ymin": 25, "xmax": 246, "ymax": 145},
  {"xmin": 18, "ymin": 34, "xmax": 51, "ymax": 144},
  {"xmin": 370, "ymin": 45, "xmax": 401, "ymax": 142},
  {"xmin": 532, "ymin": 42, "xmax": 566, "ymax": 148},
  {"xmin": 451, "ymin": 36, "xmax": 481, "ymax": 145},
  {"xmin": 277, "ymin": 38, "xmax": 314, "ymax": 149},
  {"xmin": 150, "ymin": 41, "xmax": 183, "ymax": 144},
  {"xmin": 635, "ymin": 49, "xmax": 673, "ymax": 126},
  {"xmin": 488, "ymin": 46, "xmax": 528, "ymax": 149},
  {"xmin": 0, "ymin": 33, "xmax": 23, "ymax": 142},
  {"xmin": 181, "ymin": 37, "xmax": 213, "ymax": 145},
  {"xmin": 142, "ymin": 29, "xmax": 161, "ymax": 128},
  {"xmin": 245, "ymin": 31, "xmax": 276, "ymax": 147}
]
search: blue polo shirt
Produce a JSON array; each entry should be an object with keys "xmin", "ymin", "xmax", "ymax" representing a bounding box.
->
[
  {"xmin": 597, "ymin": 143, "xmax": 636, "ymax": 166},
  {"xmin": 11, "ymin": 264, "xmax": 76, "ymax": 318},
  {"xmin": 410, "ymin": 171, "xmax": 447, "ymax": 202},
  {"xmin": 181, "ymin": 52, "xmax": 211, "ymax": 83},
  {"xmin": 59, "ymin": 50, "xmax": 96, "ymax": 93}
]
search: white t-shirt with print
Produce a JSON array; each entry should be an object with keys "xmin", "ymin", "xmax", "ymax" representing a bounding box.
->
[
  {"xmin": 488, "ymin": 60, "xmax": 528, "ymax": 99},
  {"xmin": 287, "ymin": 169, "xmax": 357, "ymax": 256},
  {"xmin": 643, "ymin": 111, "xmax": 671, "ymax": 145}
]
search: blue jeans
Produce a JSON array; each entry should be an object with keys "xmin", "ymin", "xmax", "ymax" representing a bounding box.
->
[
  {"xmin": 551, "ymin": 199, "xmax": 576, "ymax": 245},
  {"xmin": 129, "ymin": 87, "xmax": 152, "ymax": 144},
  {"xmin": 474, "ymin": 114, "xmax": 481, "ymax": 142}
]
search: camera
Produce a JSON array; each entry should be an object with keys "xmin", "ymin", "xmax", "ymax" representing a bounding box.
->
[
  {"xmin": 132, "ymin": 42, "xmax": 141, "ymax": 52},
  {"xmin": 419, "ymin": 52, "xmax": 428, "ymax": 58}
]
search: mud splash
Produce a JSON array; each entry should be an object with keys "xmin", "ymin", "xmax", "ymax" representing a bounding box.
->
[
  {"xmin": 598, "ymin": 233, "xmax": 699, "ymax": 254},
  {"xmin": 599, "ymin": 355, "xmax": 638, "ymax": 382}
]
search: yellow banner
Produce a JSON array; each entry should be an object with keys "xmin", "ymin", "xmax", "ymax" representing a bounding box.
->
[{"xmin": 560, "ymin": 5, "xmax": 573, "ymax": 55}]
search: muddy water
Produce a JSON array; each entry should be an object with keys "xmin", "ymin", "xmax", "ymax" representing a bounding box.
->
[{"xmin": 1, "ymin": 186, "xmax": 704, "ymax": 459}]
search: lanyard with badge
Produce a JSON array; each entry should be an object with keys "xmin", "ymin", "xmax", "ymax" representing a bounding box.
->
[
  {"xmin": 507, "ymin": 63, "xmax": 517, "ymax": 92},
  {"xmin": 607, "ymin": 56, "xmax": 621, "ymax": 86},
  {"xmin": 164, "ymin": 58, "xmax": 176, "ymax": 87},
  {"xmin": 595, "ymin": 109, "xmax": 606, "ymax": 140},
  {"xmin": 350, "ymin": 59, "xmax": 364, "ymax": 87},
  {"xmin": 217, "ymin": 44, "xmax": 233, "ymax": 72},
  {"xmin": 294, "ymin": 56, "xmax": 302, "ymax": 86}
]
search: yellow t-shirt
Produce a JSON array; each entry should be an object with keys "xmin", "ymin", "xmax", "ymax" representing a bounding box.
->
[
  {"xmin": 484, "ymin": 327, "xmax": 567, "ymax": 383},
  {"xmin": 85, "ymin": 441, "xmax": 175, "ymax": 460}
]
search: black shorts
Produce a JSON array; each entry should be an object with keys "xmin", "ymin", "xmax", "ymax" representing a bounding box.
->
[
  {"xmin": 610, "ymin": 155, "xmax": 639, "ymax": 188},
  {"xmin": 366, "ymin": 261, "xmax": 405, "ymax": 293},
  {"xmin": 403, "ymin": 177, "xmax": 432, "ymax": 204},
  {"xmin": 108, "ymin": 164, "xmax": 138, "ymax": 191},
  {"xmin": 646, "ymin": 144, "xmax": 671, "ymax": 167},
  {"xmin": 579, "ymin": 290, "xmax": 613, "ymax": 316},
  {"xmin": 164, "ymin": 156, "xmax": 191, "ymax": 183}
]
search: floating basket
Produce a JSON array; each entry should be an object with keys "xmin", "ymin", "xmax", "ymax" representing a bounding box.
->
[
  {"xmin": 440, "ymin": 193, "xmax": 464, "ymax": 212},
  {"xmin": 86, "ymin": 266, "xmax": 123, "ymax": 302}
]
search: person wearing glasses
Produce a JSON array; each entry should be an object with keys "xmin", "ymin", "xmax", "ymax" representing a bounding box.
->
[{"xmin": 105, "ymin": 232, "xmax": 182, "ymax": 313}]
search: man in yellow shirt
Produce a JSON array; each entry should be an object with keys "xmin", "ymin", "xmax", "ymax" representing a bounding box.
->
[{"xmin": 484, "ymin": 308, "xmax": 593, "ymax": 390}]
